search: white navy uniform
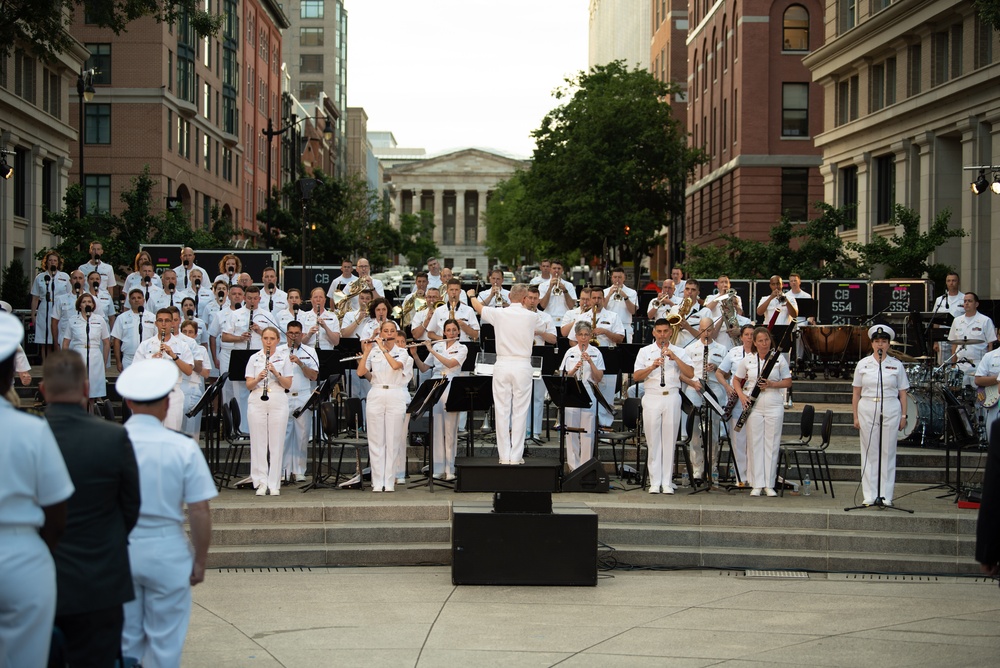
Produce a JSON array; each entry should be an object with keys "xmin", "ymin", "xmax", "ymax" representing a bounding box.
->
[
  {"xmin": 685, "ymin": 340, "xmax": 729, "ymax": 480},
  {"xmin": 427, "ymin": 340, "xmax": 468, "ymax": 478},
  {"xmin": 209, "ymin": 306, "xmax": 241, "ymax": 406},
  {"xmin": 718, "ymin": 344, "xmax": 753, "ymax": 482},
  {"xmin": 245, "ymin": 348, "xmax": 294, "ymax": 493},
  {"xmin": 122, "ymin": 414, "xmax": 217, "ymax": 667},
  {"xmin": 111, "ymin": 308, "xmax": 158, "ymax": 368},
  {"xmin": 78, "ymin": 260, "xmax": 116, "ymax": 292},
  {"xmin": 225, "ymin": 306, "xmax": 280, "ymax": 421},
  {"xmin": 667, "ymin": 303, "xmax": 711, "ymax": 347},
  {"xmin": 364, "ymin": 345, "xmax": 413, "ymax": 491},
  {"xmin": 634, "ymin": 342, "xmax": 693, "ymax": 493},
  {"xmin": 976, "ymin": 349, "xmax": 1000, "ymax": 434},
  {"xmin": 151, "ymin": 289, "xmax": 185, "ymax": 312},
  {"xmin": 187, "ymin": 285, "xmax": 218, "ymax": 321},
  {"xmin": 172, "ymin": 263, "xmax": 210, "ymax": 292},
  {"xmin": 181, "ymin": 343, "xmax": 209, "ymax": 439},
  {"xmin": 297, "ymin": 306, "xmax": 340, "ymax": 350},
  {"xmin": 348, "ymin": 277, "xmax": 385, "ymax": 310},
  {"xmin": 260, "ymin": 288, "xmax": 288, "ymax": 315},
  {"xmin": 123, "ymin": 271, "xmax": 162, "ymax": 294},
  {"xmin": 853, "ymin": 352, "xmax": 909, "ymax": 504},
  {"xmin": 428, "ymin": 303, "xmax": 480, "ymax": 342},
  {"xmin": 481, "ymin": 304, "xmax": 537, "ymax": 464},
  {"xmin": 530, "ymin": 310, "xmax": 557, "ymax": 438},
  {"xmin": 134, "ymin": 334, "xmax": 195, "ymax": 431},
  {"xmin": 949, "ymin": 312, "xmax": 998, "ymax": 385},
  {"xmin": 558, "ymin": 344, "xmax": 605, "ymax": 470},
  {"xmin": 477, "ymin": 287, "xmax": 511, "ymax": 308},
  {"xmin": 757, "ymin": 293, "xmax": 798, "ymax": 326},
  {"xmin": 603, "ymin": 285, "xmax": 639, "ymax": 343},
  {"xmin": 932, "ymin": 292, "xmax": 965, "ymax": 362},
  {"xmin": 64, "ymin": 312, "xmax": 110, "ymax": 398},
  {"xmin": 538, "ymin": 278, "xmax": 577, "ymax": 326},
  {"xmin": 53, "ymin": 290, "xmax": 84, "ymax": 343},
  {"xmin": 279, "ymin": 342, "xmax": 319, "ymax": 478},
  {"xmin": 326, "ymin": 274, "xmax": 357, "ymax": 302},
  {"xmin": 567, "ymin": 308, "xmax": 624, "ymax": 427},
  {"xmin": 87, "ymin": 289, "xmax": 117, "ymax": 324},
  {"xmin": 734, "ymin": 353, "xmax": 791, "ymax": 490},
  {"xmin": 0, "ymin": 396, "xmax": 74, "ymax": 668},
  {"xmin": 31, "ymin": 270, "xmax": 71, "ymax": 345},
  {"xmin": 703, "ymin": 292, "xmax": 745, "ymax": 349}
]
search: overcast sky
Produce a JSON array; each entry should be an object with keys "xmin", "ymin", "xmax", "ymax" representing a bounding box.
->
[{"xmin": 346, "ymin": 0, "xmax": 590, "ymax": 159}]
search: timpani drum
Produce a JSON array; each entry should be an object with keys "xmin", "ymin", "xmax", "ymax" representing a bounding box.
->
[{"xmin": 800, "ymin": 325, "xmax": 852, "ymax": 379}]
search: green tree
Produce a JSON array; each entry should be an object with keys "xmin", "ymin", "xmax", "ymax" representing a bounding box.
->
[
  {"xmin": 524, "ymin": 61, "xmax": 704, "ymax": 285},
  {"xmin": 974, "ymin": 0, "xmax": 1000, "ymax": 31},
  {"xmin": 484, "ymin": 171, "xmax": 557, "ymax": 268},
  {"xmin": 4, "ymin": 0, "xmax": 221, "ymax": 61},
  {"xmin": 398, "ymin": 210, "xmax": 439, "ymax": 268},
  {"xmin": 0, "ymin": 259, "xmax": 31, "ymax": 309}
]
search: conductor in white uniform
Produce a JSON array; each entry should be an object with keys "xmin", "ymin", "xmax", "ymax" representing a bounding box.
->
[{"xmin": 117, "ymin": 358, "xmax": 217, "ymax": 667}]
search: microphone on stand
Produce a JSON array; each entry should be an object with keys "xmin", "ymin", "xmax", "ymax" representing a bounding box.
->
[
  {"xmin": 43, "ymin": 274, "xmax": 52, "ymax": 344},
  {"xmin": 137, "ymin": 305, "xmax": 145, "ymax": 341}
]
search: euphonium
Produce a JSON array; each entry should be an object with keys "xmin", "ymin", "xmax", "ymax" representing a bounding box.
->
[{"xmin": 720, "ymin": 289, "xmax": 740, "ymax": 332}]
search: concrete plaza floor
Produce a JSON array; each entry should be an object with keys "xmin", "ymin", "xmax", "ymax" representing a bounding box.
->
[{"xmin": 184, "ymin": 566, "xmax": 1000, "ymax": 667}]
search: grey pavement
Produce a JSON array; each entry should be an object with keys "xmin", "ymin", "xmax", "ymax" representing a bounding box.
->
[{"xmin": 185, "ymin": 566, "xmax": 1000, "ymax": 667}]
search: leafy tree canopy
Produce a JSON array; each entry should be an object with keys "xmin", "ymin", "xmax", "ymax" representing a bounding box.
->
[
  {"xmin": 2, "ymin": 0, "xmax": 221, "ymax": 62},
  {"xmin": 974, "ymin": 0, "xmax": 1000, "ymax": 32},
  {"xmin": 397, "ymin": 210, "xmax": 439, "ymax": 268}
]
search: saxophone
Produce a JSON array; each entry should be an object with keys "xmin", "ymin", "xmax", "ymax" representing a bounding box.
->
[{"xmin": 666, "ymin": 297, "xmax": 693, "ymax": 344}]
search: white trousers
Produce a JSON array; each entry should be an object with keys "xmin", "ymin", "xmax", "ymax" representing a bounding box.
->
[
  {"xmin": 218, "ymin": 348, "xmax": 234, "ymax": 405},
  {"xmin": 858, "ymin": 398, "xmax": 900, "ymax": 503},
  {"xmin": 180, "ymin": 383, "xmax": 203, "ymax": 440},
  {"xmin": 530, "ymin": 377, "xmax": 546, "ymax": 437},
  {"xmin": 564, "ymin": 406, "xmax": 596, "ymax": 471},
  {"xmin": 745, "ymin": 390, "xmax": 784, "ymax": 489},
  {"xmin": 0, "ymin": 529, "xmax": 56, "ymax": 668},
  {"xmin": 688, "ymin": 385, "xmax": 724, "ymax": 479},
  {"xmin": 432, "ymin": 383, "xmax": 460, "ymax": 476},
  {"xmin": 164, "ymin": 385, "xmax": 185, "ymax": 432},
  {"xmin": 597, "ymin": 374, "xmax": 616, "ymax": 427},
  {"xmin": 248, "ymin": 389, "xmax": 288, "ymax": 491},
  {"xmin": 728, "ymin": 401, "xmax": 749, "ymax": 482},
  {"xmin": 493, "ymin": 358, "xmax": 534, "ymax": 463},
  {"xmin": 122, "ymin": 527, "xmax": 194, "ymax": 668},
  {"xmin": 367, "ymin": 387, "xmax": 407, "ymax": 490},
  {"xmin": 643, "ymin": 391, "xmax": 681, "ymax": 492},
  {"xmin": 283, "ymin": 391, "xmax": 311, "ymax": 476}
]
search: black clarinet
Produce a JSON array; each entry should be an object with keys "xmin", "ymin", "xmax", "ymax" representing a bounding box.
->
[{"xmin": 260, "ymin": 350, "xmax": 270, "ymax": 401}]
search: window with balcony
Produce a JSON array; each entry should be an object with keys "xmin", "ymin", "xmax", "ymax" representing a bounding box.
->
[
  {"xmin": 782, "ymin": 83, "xmax": 809, "ymax": 137},
  {"xmin": 783, "ymin": 6, "xmax": 809, "ymax": 51}
]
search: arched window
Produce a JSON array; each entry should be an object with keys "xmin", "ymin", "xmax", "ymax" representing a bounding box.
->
[{"xmin": 783, "ymin": 5, "xmax": 809, "ymax": 51}]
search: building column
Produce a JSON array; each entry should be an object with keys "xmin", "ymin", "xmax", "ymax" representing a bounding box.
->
[
  {"xmin": 853, "ymin": 152, "xmax": 871, "ymax": 244},
  {"xmin": 890, "ymin": 138, "xmax": 912, "ymax": 210},
  {"xmin": 914, "ymin": 131, "xmax": 935, "ymax": 236},
  {"xmin": 988, "ymin": 114, "xmax": 1000, "ymax": 299},
  {"xmin": 432, "ymin": 188, "xmax": 443, "ymax": 245},
  {"xmin": 30, "ymin": 145, "xmax": 46, "ymax": 260},
  {"xmin": 958, "ymin": 117, "xmax": 982, "ymax": 292},
  {"xmin": 454, "ymin": 189, "xmax": 466, "ymax": 246},
  {"xmin": 477, "ymin": 190, "xmax": 487, "ymax": 247},
  {"xmin": 819, "ymin": 162, "xmax": 836, "ymax": 208}
]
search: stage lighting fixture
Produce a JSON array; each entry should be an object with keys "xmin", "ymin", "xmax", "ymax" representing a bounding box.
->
[
  {"xmin": 970, "ymin": 170, "xmax": 989, "ymax": 195},
  {"xmin": 991, "ymin": 174, "xmax": 1000, "ymax": 195},
  {"xmin": 0, "ymin": 159, "xmax": 12, "ymax": 180}
]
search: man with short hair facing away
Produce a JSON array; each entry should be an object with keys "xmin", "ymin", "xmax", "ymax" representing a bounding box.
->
[
  {"xmin": 42, "ymin": 350, "xmax": 141, "ymax": 666},
  {"xmin": 468, "ymin": 284, "xmax": 538, "ymax": 464},
  {"xmin": 604, "ymin": 267, "xmax": 638, "ymax": 343},
  {"xmin": 538, "ymin": 260, "xmax": 577, "ymax": 327},
  {"xmin": 117, "ymin": 359, "xmax": 216, "ymax": 667},
  {"xmin": 32, "ymin": 250, "xmax": 71, "ymax": 358},
  {"xmin": 133, "ymin": 308, "xmax": 194, "ymax": 431},
  {"xmin": 279, "ymin": 321, "xmax": 319, "ymax": 482},
  {"xmin": 633, "ymin": 318, "xmax": 694, "ymax": 494},
  {"xmin": 111, "ymin": 288, "xmax": 157, "ymax": 371},
  {"xmin": 78, "ymin": 240, "xmax": 117, "ymax": 294}
]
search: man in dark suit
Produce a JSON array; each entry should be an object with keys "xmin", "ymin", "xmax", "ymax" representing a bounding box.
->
[
  {"xmin": 977, "ymin": 419, "xmax": 1000, "ymax": 578},
  {"xmin": 42, "ymin": 349, "xmax": 141, "ymax": 665}
]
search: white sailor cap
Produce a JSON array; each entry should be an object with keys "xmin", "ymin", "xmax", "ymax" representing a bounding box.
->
[
  {"xmin": 116, "ymin": 358, "xmax": 179, "ymax": 402},
  {"xmin": 0, "ymin": 300, "xmax": 12, "ymax": 313},
  {"xmin": 868, "ymin": 324, "xmax": 895, "ymax": 341},
  {"xmin": 0, "ymin": 311, "xmax": 25, "ymax": 361}
]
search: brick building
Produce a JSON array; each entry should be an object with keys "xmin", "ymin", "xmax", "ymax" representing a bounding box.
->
[{"xmin": 684, "ymin": 0, "xmax": 826, "ymax": 251}]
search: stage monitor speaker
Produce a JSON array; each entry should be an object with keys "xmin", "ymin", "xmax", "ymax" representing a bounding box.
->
[
  {"xmin": 452, "ymin": 504, "xmax": 597, "ymax": 586},
  {"xmin": 493, "ymin": 491, "xmax": 552, "ymax": 514},
  {"xmin": 560, "ymin": 458, "xmax": 609, "ymax": 493},
  {"xmin": 455, "ymin": 457, "xmax": 561, "ymax": 493}
]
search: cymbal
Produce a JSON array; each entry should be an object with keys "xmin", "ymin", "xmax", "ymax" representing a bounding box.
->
[
  {"xmin": 953, "ymin": 338, "xmax": 986, "ymax": 345},
  {"xmin": 887, "ymin": 349, "xmax": 917, "ymax": 363},
  {"xmin": 889, "ymin": 340, "xmax": 906, "ymax": 347}
]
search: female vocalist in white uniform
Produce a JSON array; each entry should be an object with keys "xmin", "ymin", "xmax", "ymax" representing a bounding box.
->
[
  {"xmin": 852, "ymin": 325, "xmax": 909, "ymax": 506},
  {"xmin": 717, "ymin": 324, "xmax": 755, "ymax": 484},
  {"xmin": 245, "ymin": 326, "xmax": 293, "ymax": 496},
  {"xmin": 360, "ymin": 320, "xmax": 413, "ymax": 492},
  {"xmin": 62, "ymin": 293, "xmax": 110, "ymax": 399},
  {"xmin": 734, "ymin": 326, "xmax": 792, "ymax": 496},
  {"xmin": 558, "ymin": 321, "xmax": 605, "ymax": 471},
  {"xmin": 411, "ymin": 319, "xmax": 467, "ymax": 480}
]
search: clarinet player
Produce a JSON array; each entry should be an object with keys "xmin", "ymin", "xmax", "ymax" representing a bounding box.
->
[{"xmin": 245, "ymin": 327, "xmax": 293, "ymax": 496}]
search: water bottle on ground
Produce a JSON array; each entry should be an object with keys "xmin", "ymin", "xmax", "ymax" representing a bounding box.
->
[
  {"xmin": 711, "ymin": 469, "xmax": 719, "ymax": 487},
  {"xmin": 681, "ymin": 466, "xmax": 689, "ymax": 488},
  {"xmin": 803, "ymin": 474, "xmax": 812, "ymax": 496}
]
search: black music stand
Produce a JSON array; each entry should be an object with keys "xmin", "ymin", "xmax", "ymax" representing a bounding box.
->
[
  {"xmin": 528, "ymin": 345, "xmax": 559, "ymax": 446},
  {"xmin": 227, "ymin": 349, "xmax": 256, "ymax": 391},
  {"xmin": 188, "ymin": 373, "xmax": 226, "ymax": 475},
  {"xmin": 334, "ymin": 339, "xmax": 361, "ymax": 395},
  {"xmin": 407, "ymin": 378, "xmax": 450, "ymax": 491},
  {"xmin": 690, "ymin": 385, "xmax": 724, "ymax": 495},
  {"xmin": 543, "ymin": 375, "xmax": 592, "ymax": 477},
  {"xmin": 298, "ymin": 376, "xmax": 339, "ymax": 492},
  {"xmin": 447, "ymin": 374, "xmax": 493, "ymax": 457}
]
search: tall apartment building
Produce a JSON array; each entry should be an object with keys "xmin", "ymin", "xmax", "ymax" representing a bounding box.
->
[
  {"xmin": 67, "ymin": 4, "xmax": 253, "ymax": 233},
  {"xmin": 0, "ymin": 41, "xmax": 87, "ymax": 271},
  {"xmin": 805, "ymin": 0, "xmax": 1000, "ymax": 296},
  {"xmin": 282, "ymin": 0, "xmax": 348, "ymax": 177},
  {"xmin": 685, "ymin": 0, "xmax": 826, "ymax": 252},
  {"xmin": 589, "ymin": 0, "xmax": 652, "ymax": 70},
  {"xmin": 346, "ymin": 107, "xmax": 381, "ymax": 190}
]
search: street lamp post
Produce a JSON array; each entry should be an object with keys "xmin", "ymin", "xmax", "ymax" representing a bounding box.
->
[
  {"xmin": 76, "ymin": 68, "xmax": 96, "ymax": 219},
  {"xmin": 262, "ymin": 114, "xmax": 333, "ymax": 243}
]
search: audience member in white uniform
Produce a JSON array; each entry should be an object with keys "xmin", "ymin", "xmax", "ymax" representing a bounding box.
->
[
  {"xmin": 604, "ymin": 266, "xmax": 638, "ymax": 343},
  {"xmin": 172, "ymin": 246, "xmax": 209, "ymax": 293},
  {"xmin": 948, "ymin": 291, "xmax": 998, "ymax": 386},
  {"xmin": 117, "ymin": 359, "xmax": 216, "ymax": 668},
  {"xmin": 716, "ymin": 324, "xmax": 755, "ymax": 484},
  {"xmin": 279, "ymin": 321, "xmax": 319, "ymax": 482},
  {"xmin": 62, "ymin": 293, "xmax": 111, "ymax": 401},
  {"xmin": 133, "ymin": 308, "xmax": 195, "ymax": 431},
  {"xmin": 734, "ymin": 327, "xmax": 793, "ymax": 497},
  {"xmin": 0, "ymin": 312, "xmax": 74, "ymax": 668},
  {"xmin": 245, "ymin": 327, "xmax": 294, "ymax": 495},
  {"xmin": 558, "ymin": 321, "xmax": 605, "ymax": 471},
  {"xmin": 111, "ymin": 288, "xmax": 157, "ymax": 371},
  {"xmin": 359, "ymin": 320, "xmax": 413, "ymax": 492},
  {"xmin": 538, "ymin": 259, "xmax": 577, "ymax": 326},
  {"xmin": 410, "ymin": 320, "xmax": 467, "ymax": 480},
  {"xmin": 31, "ymin": 250, "xmax": 71, "ymax": 358},
  {"xmin": 633, "ymin": 318, "xmax": 694, "ymax": 494},
  {"xmin": 851, "ymin": 325, "xmax": 909, "ymax": 507},
  {"xmin": 77, "ymin": 240, "xmax": 116, "ymax": 293},
  {"xmin": 468, "ymin": 284, "xmax": 537, "ymax": 465}
]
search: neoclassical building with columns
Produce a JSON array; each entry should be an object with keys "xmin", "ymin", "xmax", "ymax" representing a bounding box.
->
[{"xmin": 384, "ymin": 148, "xmax": 528, "ymax": 272}]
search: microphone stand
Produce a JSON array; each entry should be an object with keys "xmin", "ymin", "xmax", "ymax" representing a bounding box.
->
[
  {"xmin": 43, "ymin": 274, "xmax": 52, "ymax": 348},
  {"xmin": 84, "ymin": 308, "xmax": 93, "ymax": 409}
]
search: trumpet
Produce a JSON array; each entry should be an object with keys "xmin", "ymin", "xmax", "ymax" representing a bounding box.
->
[
  {"xmin": 551, "ymin": 277, "xmax": 563, "ymax": 297},
  {"xmin": 260, "ymin": 351, "xmax": 270, "ymax": 401},
  {"xmin": 611, "ymin": 285, "xmax": 625, "ymax": 301}
]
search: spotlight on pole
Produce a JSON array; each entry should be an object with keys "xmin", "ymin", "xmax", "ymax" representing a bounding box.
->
[
  {"xmin": 970, "ymin": 170, "xmax": 990, "ymax": 195},
  {"xmin": 991, "ymin": 173, "xmax": 1000, "ymax": 196},
  {"xmin": 0, "ymin": 158, "xmax": 11, "ymax": 180}
]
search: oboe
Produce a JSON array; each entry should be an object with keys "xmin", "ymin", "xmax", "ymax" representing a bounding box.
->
[
  {"xmin": 659, "ymin": 344, "xmax": 667, "ymax": 387},
  {"xmin": 260, "ymin": 351, "xmax": 270, "ymax": 401}
]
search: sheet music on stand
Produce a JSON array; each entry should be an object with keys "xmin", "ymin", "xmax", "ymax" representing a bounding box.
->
[{"xmin": 474, "ymin": 352, "xmax": 542, "ymax": 378}]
